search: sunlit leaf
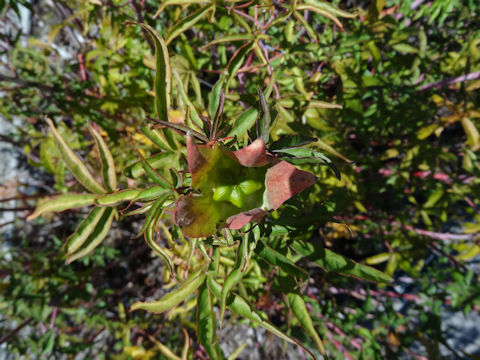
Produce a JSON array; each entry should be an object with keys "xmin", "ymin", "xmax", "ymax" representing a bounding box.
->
[
  {"xmin": 66, "ymin": 207, "xmax": 116, "ymax": 263},
  {"xmin": 291, "ymin": 240, "xmax": 392, "ymax": 283},
  {"xmin": 27, "ymin": 193, "xmax": 97, "ymax": 220},
  {"xmin": 89, "ymin": 124, "xmax": 117, "ymax": 192},
  {"xmin": 131, "ymin": 268, "xmax": 206, "ymax": 313},
  {"xmin": 47, "ymin": 118, "xmax": 106, "ymax": 194}
]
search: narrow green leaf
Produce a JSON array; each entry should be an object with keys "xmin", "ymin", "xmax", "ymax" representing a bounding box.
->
[
  {"xmin": 151, "ymin": 119, "xmax": 209, "ymax": 143},
  {"xmin": 134, "ymin": 186, "xmax": 170, "ymax": 202},
  {"xmin": 287, "ymin": 292, "xmax": 327, "ymax": 357},
  {"xmin": 462, "ymin": 117, "xmax": 480, "ymax": 150},
  {"xmin": 202, "ymin": 34, "xmax": 254, "ymax": 49},
  {"xmin": 290, "ymin": 241, "xmax": 392, "ymax": 283},
  {"xmin": 209, "ymin": 79, "xmax": 224, "ymax": 122},
  {"xmin": 27, "ymin": 193, "xmax": 97, "ymax": 220},
  {"xmin": 95, "ymin": 189, "xmax": 141, "ymax": 207},
  {"xmin": 226, "ymin": 343, "xmax": 247, "ymax": 360},
  {"xmin": 296, "ymin": 4, "xmax": 343, "ymax": 28},
  {"xmin": 269, "ymin": 135, "xmax": 318, "ymax": 151},
  {"xmin": 154, "ymin": 0, "xmax": 209, "ymax": 17},
  {"xmin": 302, "ymin": 0, "xmax": 357, "ymax": 18},
  {"xmin": 211, "ymin": 89, "xmax": 225, "ymax": 140},
  {"xmin": 144, "ymin": 208, "xmax": 174, "ymax": 275},
  {"xmin": 272, "ymin": 147, "xmax": 341, "ymax": 179},
  {"xmin": 257, "ymin": 87, "xmax": 270, "ymax": 143},
  {"xmin": 131, "ymin": 268, "xmax": 206, "ymax": 313},
  {"xmin": 220, "ymin": 235, "xmax": 248, "ymax": 326},
  {"xmin": 227, "ymin": 108, "xmax": 258, "ymax": 138},
  {"xmin": 255, "ymin": 240, "xmax": 308, "ymax": 281},
  {"xmin": 140, "ymin": 126, "xmax": 172, "ymax": 151},
  {"xmin": 293, "ymin": 11, "xmax": 317, "ymax": 41},
  {"xmin": 307, "ymin": 100, "xmax": 342, "ymax": 109},
  {"xmin": 89, "ymin": 124, "xmax": 117, "ymax": 192},
  {"xmin": 124, "ymin": 203, "xmax": 153, "ymax": 217},
  {"xmin": 197, "ymin": 283, "xmax": 223, "ymax": 360},
  {"xmin": 392, "ymin": 43, "xmax": 419, "ymax": 54},
  {"xmin": 226, "ymin": 42, "xmax": 254, "ymax": 90},
  {"xmin": 172, "ymin": 69, "xmax": 203, "ymax": 128},
  {"xmin": 149, "ymin": 336, "xmax": 182, "ymax": 360},
  {"xmin": 123, "ymin": 152, "xmax": 174, "ymax": 179},
  {"xmin": 136, "ymin": 23, "xmax": 177, "ymax": 150},
  {"xmin": 66, "ymin": 207, "xmax": 115, "ymax": 263},
  {"xmin": 46, "ymin": 118, "xmax": 106, "ymax": 194},
  {"xmin": 64, "ymin": 206, "xmax": 106, "ymax": 254},
  {"xmin": 137, "ymin": 193, "xmax": 171, "ymax": 237},
  {"xmin": 140, "ymin": 154, "xmax": 173, "ymax": 189},
  {"xmin": 207, "ymin": 277, "xmax": 315, "ymax": 359},
  {"xmin": 315, "ymin": 139, "xmax": 352, "ymax": 163},
  {"xmin": 166, "ymin": 4, "xmax": 213, "ymax": 45}
]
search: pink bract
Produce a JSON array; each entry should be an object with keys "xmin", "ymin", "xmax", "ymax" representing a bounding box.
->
[{"xmin": 174, "ymin": 135, "xmax": 316, "ymax": 238}]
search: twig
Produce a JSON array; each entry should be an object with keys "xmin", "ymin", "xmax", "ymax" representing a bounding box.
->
[
  {"xmin": 418, "ymin": 71, "xmax": 480, "ymax": 91},
  {"xmin": 257, "ymin": 41, "xmax": 280, "ymax": 99},
  {"xmin": 232, "ymin": 9, "xmax": 259, "ymax": 26},
  {"xmin": 0, "ymin": 318, "xmax": 33, "ymax": 345},
  {"xmin": 402, "ymin": 224, "xmax": 480, "ymax": 242}
]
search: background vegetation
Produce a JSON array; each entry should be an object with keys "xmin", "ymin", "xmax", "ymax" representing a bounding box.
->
[{"xmin": 1, "ymin": 0, "xmax": 479, "ymax": 358}]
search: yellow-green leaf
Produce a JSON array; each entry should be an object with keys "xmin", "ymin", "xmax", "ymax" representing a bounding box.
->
[
  {"xmin": 166, "ymin": 4, "xmax": 213, "ymax": 45},
  {"xmin": 131, "ymin": 268, "xmax": 206, "ymax": 313},
  {"xmin": 64, "ymin": 206, "xmax": 107, "ymax": 254},
  {"xmin": 27, "ymin": 193, "xmax": 97, "ymax": 220},
  {"xmin": 47, "ymin": 118, "xmax": 106, "ymax": 194},
  {"xmin": 136, "ymin": 24, "xmax": 177, "ymax": 150},
  {"xmin": 89, "ymin": 124, "xmax": 117, "ymax": 192},
  {"xmin": 66, "ymin": 207, "xmax": 116, "ymax": 263},
  {"xmin": 462, "ymin": 117, "xmax": 480, "ymax": 150},
  {"xmin": 287, "ymin": 293, "xmax": 326, "ymax": 356}
]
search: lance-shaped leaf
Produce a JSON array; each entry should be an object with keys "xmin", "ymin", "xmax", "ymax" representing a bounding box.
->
[
  {"xmin": 291, "ymin": 240, "xmax": 392, "ymax": 283},
  {"xmin": 166, "ymin": 4, "xmax": 213, "ymax": 45},
  {"xmin": 172, "ymin": 69, "xmax": 203, "ymax": 129},
  {"xmin": 63, "ymin": 206, "xmax": 107, "ymax": 254},
  {"xmin": 202, "ymin": 34, "xmax": 255, "ymax": 49},
  {"xmin": 174, "ymin": 135, "xmax": 316, "ymax": 237},
  {"xmin": 220, "ymin": 234, "xmax": 248, "ymax": 327},
  {"xmin": 66, "ymin": 207, "xmax": 115, "ymax": 263},
  {"xmin": 255, "ymin": 240, "xmax": 308, "ymax": 281},
  {"xmin": 145, "ymin": 215, "xmax": 174, "ymax": 275},
  {"xmin": 207, "ymin": 277, "xmax": 315, "ymax": 359},
  {"xmin": 272, "ymin": 147, "xmax": 340, "ymax": 180},
  {"xmin": 136, "ymin": 23, "xmax": 177, "ymax": 150},
  {"xmin": 27, "ymin": 193, "xmax": 97, "ymax": 220},
  {"xmin": 296, "ymin": 0, "xmax": 356, "ymax": 28},
  {"xmin": 123, "ymin": 152, "xmax": 179, "ymax": 180},
  {"xmin": 208, "ymin": 79, "xmax": 224, "ymax": 126},
  {"xmin": 46, "ymin": 118, "xmax": 106, "ymax": 194},
  {"xmin": 142, "ymin": 194, "xmax": 174, "ymax": 274},
  {"xmin": 226, "ymin": 42, "xmax": 254, "ymax": 90},
  {"xmin": 95, "ymin": 189, "xmax": 141, "ymax": 207},
  {"xmin": 197, "ymin": 283, "xmax": 223, "ymax": 360},
  {"xmin": 287, "ymin": 292, "xmax": 327, "ymax": 357},
  {"xmin": 227, "ymin": 107, "xmax": 258, "ymax": 138},
  {"xmin": 130, "ymin": 268, "xmax": 206, "ymax": 313},
  {"xmin": 89, "ymin": 124, "xmax": 117, "ymax": 192}
]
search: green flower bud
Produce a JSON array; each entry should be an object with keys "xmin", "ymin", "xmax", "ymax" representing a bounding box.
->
[
  {"xmin": 229, "ymin": 186, "xmax": 246, "ymax": 208},
  {"xmin": 213, "ymin": 185, "xmax": 233, "ymax": 202},
  {"xmin": 238, "ymin": 179, "xmax": 262, "ymax": 195}
]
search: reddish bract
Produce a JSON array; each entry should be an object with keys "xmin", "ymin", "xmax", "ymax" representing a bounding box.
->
[{"xmin": 174, "ymin": 136, "xmax": 316, "ymax": 237}]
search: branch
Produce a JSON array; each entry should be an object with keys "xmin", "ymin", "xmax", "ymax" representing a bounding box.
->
[
  {"xmin": 418, "ymin": 71, "xmax": 480, "ymax": 91},
  {"xmin": 402, "ymin": 224, "xmax": 480, "ymax": 242},
  {"xmin": 0, "ymin": 318, "xmax": 32, "ymax": 345}
]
